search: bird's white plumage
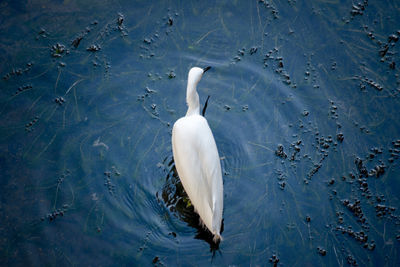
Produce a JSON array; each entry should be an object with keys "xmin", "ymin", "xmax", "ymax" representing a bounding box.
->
[{"xmin": 172, "ymin": 67, "xmax": 223, "ymax": 242}]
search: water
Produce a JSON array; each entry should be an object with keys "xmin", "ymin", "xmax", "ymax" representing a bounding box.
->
[{"xmin": 1, "ymin": 0, "xmax": 399, "ymax": 266}]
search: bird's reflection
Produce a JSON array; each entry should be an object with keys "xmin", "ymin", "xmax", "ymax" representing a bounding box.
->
[{"xmin": 158, "ymin": 157, "xmax": 223, "ymax": 253}]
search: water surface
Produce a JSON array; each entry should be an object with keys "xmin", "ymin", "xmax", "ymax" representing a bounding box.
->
[{"xmin": 0, "ymin": 0, "xmax": 399, "ymax": 266}]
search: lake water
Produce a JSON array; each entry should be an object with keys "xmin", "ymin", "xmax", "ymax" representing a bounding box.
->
[{"xmin": 1, "ymin": 0, "xmax": 399, "ymax": 266}]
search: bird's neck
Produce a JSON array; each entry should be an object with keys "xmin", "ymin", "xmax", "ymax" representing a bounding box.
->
[{"xmin": 186, "ymin": 80, "xmax": 200, "ymax": 116}]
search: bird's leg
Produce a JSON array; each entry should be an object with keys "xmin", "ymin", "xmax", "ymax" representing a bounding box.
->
[{"xmin": 202, "ymin": 95, "xmax": 211, "ymax": 116}]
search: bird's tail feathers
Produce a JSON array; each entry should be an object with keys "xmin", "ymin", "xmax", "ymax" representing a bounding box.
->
[{"xmin": 213, "ymin": 232, "xmax": 222, "ymax": 243}]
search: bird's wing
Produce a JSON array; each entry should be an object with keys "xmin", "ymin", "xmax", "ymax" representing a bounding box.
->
[{"xmin": 172, "ymin": 116, "xmax": 223, "ymax": 234}]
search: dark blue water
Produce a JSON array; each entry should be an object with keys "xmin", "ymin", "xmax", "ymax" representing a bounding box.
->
[{"xmin": 1, "ymin": 0, "xmax": 399, "ymax": 266}]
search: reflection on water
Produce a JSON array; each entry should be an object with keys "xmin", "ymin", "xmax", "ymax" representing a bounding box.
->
[
  {"xmin": 0, "ymin": 0, "xmax": 399, "ymax": 266},
  {"xmin": 158, "ymin": 157, "xmax": 222, "ymax": 252}
]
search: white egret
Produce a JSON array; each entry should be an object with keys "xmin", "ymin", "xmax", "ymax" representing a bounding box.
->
[{"xmin": 172, "ymin": 66, "xmax": 223, "ymax": 242}]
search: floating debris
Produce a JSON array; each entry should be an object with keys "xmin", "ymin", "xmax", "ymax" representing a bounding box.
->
[
  {"xmin": 379, "ymin": 44, "xmax": 389, "ymax": 58},
  {"xmin": 3, "ymin": 62, "xmax": 33, "ymax": 80},
  {"xmin": 368, "ymin": 163, "xmax": 385, "ymax": 178},
  {"xmin": 278, "ymin": 181, "xmax": 286, "ymax": 190},
  {"xmin": 71, "ymin": 19, "xmax": 101, "ymax": 48},
  {"xmin": 269, "ymin": 253, "xmax": 279, "ymax": 266},
  {"xmin": 307, "ymin": 162, "xmax": 322, "ymax": 180},
  {"xmin": 93, "ymin": 137, "xmax": 109, "ymax": 150},
  {"xmin": 329, "ymin": 104, "xmax": 338, "ymax": 119},
  {"xmin": 317, "ymin": 247, "xmax": 326, "ymax": 256},
  {"xmin": 290, "ymin": 140, "xmax": 302, "ymax": 161},
  {"xmin": 342, "ymin": 199, "xmax": 366, "ymax": 223},
  {"xmin": 392, "ymin": 139, "xmax": 400, "ymax": 148},
  {"xmin": 56, "ymin": 170, "xmax": 70, "ymax": 186},
  {"xmin": 388, "ymin": 33, "xmax": 399, "ymax": 43},
  {"xmin": 355, "ymin": 157, "xmax": 368, "ymax": 178},
  {"xmin": 116, "ymin": 13, "xmax": 128, "ymax": 35},
  {"xmin": 111, "ymin": 166, "xmax": 121, "ymax": 176},
  {"xmin": 45, "ymin": 209, "xmax": 65, "ymax": 221},
  {"xmin": 117, "ymin": 13, "xmax": 124, "ymax": 26},
  {"xmin": 346, "ymin": 254, "xmax": 358, "ymax": 266},
  {"xmin": 336, "ymin": 133, "xmax": 344, "ymax": 142},
  {"xmin": 137, "ymin": 86, "xmax": 158, "ymax": 101},
  {"xmin": 364, "ymin": 78, "xmax": 382, "ymax": 91},
  {"xmin": 231, "ymin": 46, "xmax": 258, "ymax": 63},
  {"xmin": 276, "ymin": 170, "xmax": 287, "ymax": 190},
  {"xmin": 25, "ymin": 116, "xmax": 39, "ymax": 132},
  {"xmin": 36, "ymin": 28, "xmax": 48, "ymax": 39},
  {"xmin": 302, "ymin": 55, "xmax": 321, "ymax": 89},
  {"xmin": 167, "ymin": 70, "xmax": 176, "ymax": 79},
  {"xmin": 365, "ymin": 28, "xmax": 399, "ymax": 69},
  {"xmin": 71, "ymin": 35, "xmax": 83, "ymax": 48},
  {"xmin": 167, "ymin": 16, "xmax": 173, "ymax": 26},
  {"xmin": 104, "ymin": 171, "xmax": 116, "ymax": 196},
  {"xmin": 249, "ymin": 47, "xmax": 258, "ymax": 55},
  {"xmin": 163, "ymin": 11, "xmax": 178, "ymax": 34},
  {"xmin": 375, "ymin": 204, "xmax": 396, "ymax": 218},
  {"xmin": 54, "ymin": 96, "xmax": 66, "ymax": 105},
  {"xmin": 331, "ymin": 61, "xmax": 337, "ymax": 70},
  {"xmin": 264, "ymin": 48, "xmax": 294, "ymax": 86},
  {"xmin": 51, "ymin": 43, "xmax": 67, "ymax": 57},
  {"xmin": 275, "ymin": 144, "xmax": 287, "ymax": 159},
  {"xmin": 42, "ymin": 204, "xmax": 69, "ymax": 222},
  {"xmin": 139, "ymin": 11, "xmax": 177, "ymax": 58},
  {"xmin": 14, "ymin": 84, "xmax": 33, "ymax": 96},
  {"xmin": 350, "ymin": 1, "xmax": 368, "ymax": 17},
  {"xmin": 232, "ymin": 55, "xmax": 241, "ymax": 63},
  {"xmin": 354, "ymin": 76, "xmax": 384, "ymax": 91},
  {"xmin": 145, "ymin": 87, "xmax": 157, "ymax": 94},
  {"xmin": 232, "ymin": 48, "xmax": 245, "ymax": 63},
  {"xmin": 335, "ymin": 225, "xmax": 376, "ymax": 249},
  {"xmin": 259, "ymin": 0, "xmax": 279, "ymax": 19},
  {"xmin": 87, "ymin": 44, "xmax": 101, "ymax": 52}
]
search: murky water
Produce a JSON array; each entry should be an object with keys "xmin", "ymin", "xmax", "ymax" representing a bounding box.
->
[{"xmin": 1, "ymin": 0, "xmax": 399, "ymax": 266}]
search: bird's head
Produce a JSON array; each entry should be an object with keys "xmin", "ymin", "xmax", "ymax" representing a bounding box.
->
[{"xmin": 188, "ymin": 66, "xmax": 211, "ymax": 85}]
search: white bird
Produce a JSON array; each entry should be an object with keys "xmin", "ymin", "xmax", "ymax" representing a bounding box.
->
[{"xmin": 172, "ymin": 66, "xmax": 223, "ymax": 242}]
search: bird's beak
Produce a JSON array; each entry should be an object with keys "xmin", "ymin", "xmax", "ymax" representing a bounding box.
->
[{"xmin": 203, "ymin": 66, "xmax": 211, "ymax": 73}]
